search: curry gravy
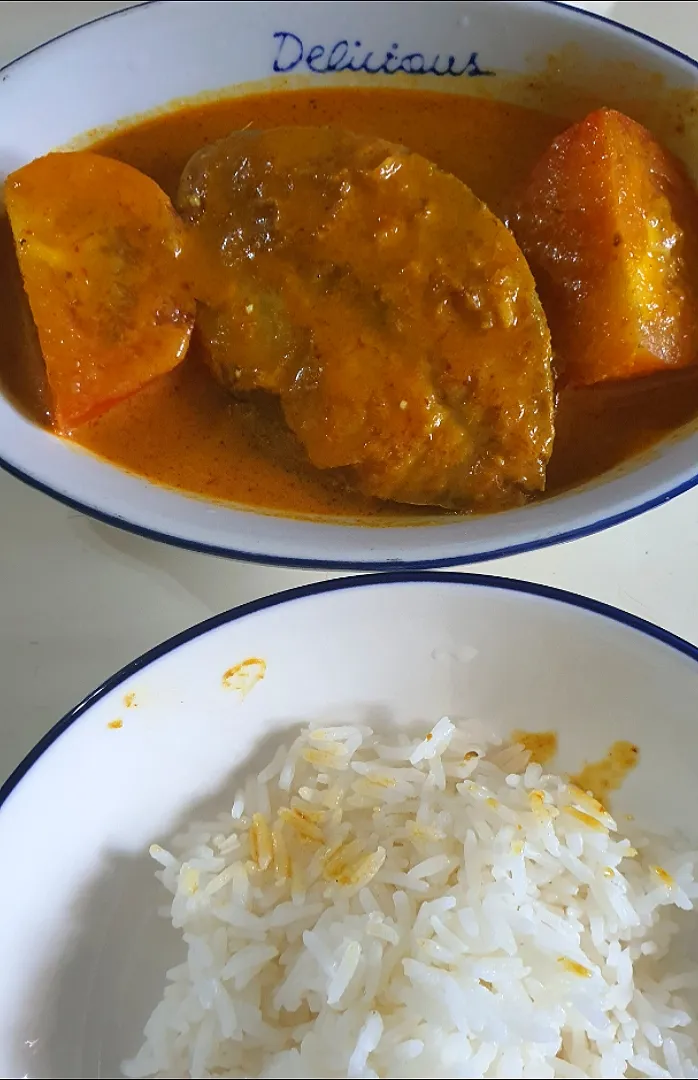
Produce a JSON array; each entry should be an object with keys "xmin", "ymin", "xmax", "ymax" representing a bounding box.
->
[{"xmin": 3, "ymin": 87, "xmax": 698, "ymax": 519}]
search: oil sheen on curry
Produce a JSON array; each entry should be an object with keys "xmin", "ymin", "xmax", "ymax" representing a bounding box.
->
[{"xmin": 3, "ymin": 87, "xmax": 698, "ymax": 520}]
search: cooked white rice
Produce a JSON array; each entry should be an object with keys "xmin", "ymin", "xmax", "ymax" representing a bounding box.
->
[{"xmin": 123, "ymin": 719, "xmax": 698, "ymax": 1079}]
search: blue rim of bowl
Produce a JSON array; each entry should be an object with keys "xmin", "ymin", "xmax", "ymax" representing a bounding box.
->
[
  {"xmin": 2, "ymin": 570, "xmax": 698, "ymax": 812},
  {"xmin": 2, "ymin": 0, "xmax": 698, "ymax": 570}
]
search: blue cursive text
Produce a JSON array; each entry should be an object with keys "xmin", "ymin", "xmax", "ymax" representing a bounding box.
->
[{"xmin": 272, "ymin": 32, "xmax": 494, "ymax": 78}]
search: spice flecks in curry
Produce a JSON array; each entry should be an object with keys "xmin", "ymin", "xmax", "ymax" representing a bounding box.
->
[{"xmin": 4, "ymin": 89, "xmax": 698, "ymax": 520}]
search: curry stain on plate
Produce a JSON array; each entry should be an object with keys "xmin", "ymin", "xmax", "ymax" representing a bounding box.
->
[
  {"xmin": 512, "ymin": 730, "xmax": 640, "ymax": 808},
  {"xmin": 107, "ymin": 719, "xmax": 123, "ymax": 730},
  {"xmin": 558, "ymin": 957, "xmax": 592, "ymax": 979},
  {"xmin": 563, "ymin": 806, "xmax": 608, "ymax": 833},
  {"xmin": 570, "ymin": 741, "xmax": 639, "ymax": 805},
  {"xmin": 511, "ymin": 729, "xmax": 558, "ymax": 766},
  {"xmin": 124, "ymin": 692, "xmax": 137, "ymax": 709},
  {"xmin": 223, "ymin": 657, "xmax": 267, "ymax": 698},
  {"xmin": 650, "ymin": 864, "xmax": 675, "ymax": 888}
]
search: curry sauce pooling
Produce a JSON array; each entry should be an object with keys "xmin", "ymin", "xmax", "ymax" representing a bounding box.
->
[{"xmin": 3, "ymin": 87, "xmax": 698, "ymax": 520}]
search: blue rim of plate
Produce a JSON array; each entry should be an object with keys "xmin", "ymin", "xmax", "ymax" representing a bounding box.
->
[
  {"xmin": 2, "ymin": 570, "xmax": 698, "ymax": 812},
  {"xmin": 2, "ymin": 0, "xmax": 698, "ymax": 571}
]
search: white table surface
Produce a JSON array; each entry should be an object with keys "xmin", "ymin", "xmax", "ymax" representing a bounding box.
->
[{"xmin": 1, "ymin": 0, "xmax": 698, "ymax": 783}]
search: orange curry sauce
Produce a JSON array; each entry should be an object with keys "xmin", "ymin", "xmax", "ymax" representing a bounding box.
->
[{"xmin": 2, "ymin": 87, "xmax": 698, "ymax": 520}]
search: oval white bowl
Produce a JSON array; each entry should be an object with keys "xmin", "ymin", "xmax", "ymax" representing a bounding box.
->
[
  {"xmin": 0, "ymin": 572, "xmax": 697, "ymax": 1077},
  {"xmin": 1, "ymin": 0, "xmax": 698, "ymax": 569}
]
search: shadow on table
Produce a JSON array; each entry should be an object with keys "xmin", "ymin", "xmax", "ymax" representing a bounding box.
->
[{"xmin": 79, "ymin": 517, "xmax": 330, "ymax": 615}]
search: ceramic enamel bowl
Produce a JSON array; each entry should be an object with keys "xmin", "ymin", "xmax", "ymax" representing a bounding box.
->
[
  {"xmin": 0, "ymin": 572, "xmax": 697, "ymax": 1078},
  {"xmin": 1, "ymin": 0, "xmax": 698, "ymax": 569},
  {"xmin": 1, "ymin": 574, "xmax": 698, "ymax": 1071}
]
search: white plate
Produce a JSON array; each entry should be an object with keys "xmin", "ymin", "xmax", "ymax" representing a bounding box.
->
[
  {"xmin": 1, "ymin": 0, "xmax": 698, "ymax": 569},
  {"xmin": 0, "ymin": 572, "xmax": 697, "ymax": 1078}
]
